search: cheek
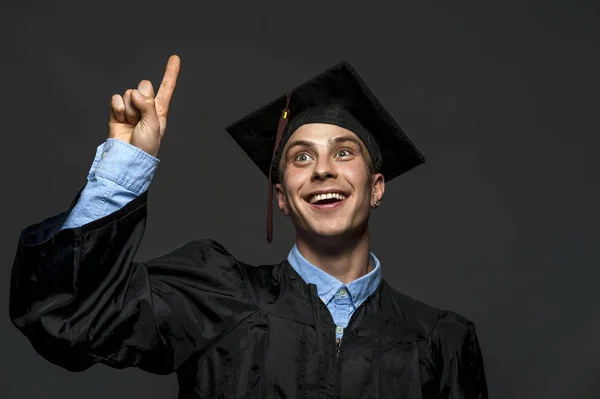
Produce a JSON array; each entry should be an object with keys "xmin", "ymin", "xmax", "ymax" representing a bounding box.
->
[
  {"xmin": 282, "ymin": 169, "xmax": 309, "ymax": 195},
  {"xmin": 342, "ymin": 165, "xmax": 371, "ymax": 192}
]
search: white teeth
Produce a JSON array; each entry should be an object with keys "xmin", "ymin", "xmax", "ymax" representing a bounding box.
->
[{"xmin": 309, "ymin": 193, "xmax": 347, "ymax": 204}]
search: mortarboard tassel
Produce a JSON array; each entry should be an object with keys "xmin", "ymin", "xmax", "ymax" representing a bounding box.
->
[{"xmin": 267, "ymin": 90, "xmax": 292, "ymax": 243}]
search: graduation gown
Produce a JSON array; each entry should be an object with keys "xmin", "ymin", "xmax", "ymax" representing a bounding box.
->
[{"xmin": 9, "ymin": 187, "xmax": 488, "ymax": 398}]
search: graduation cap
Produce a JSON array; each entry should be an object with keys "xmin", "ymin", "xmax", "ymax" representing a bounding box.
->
[{"xmin": 225, "ymin": 61, "xmax": 425, "ymax": 243}]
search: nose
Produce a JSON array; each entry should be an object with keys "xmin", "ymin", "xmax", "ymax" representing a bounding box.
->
[{"xmin": 311, "ymin": 156, "xmax": 337, "ymax": 181}]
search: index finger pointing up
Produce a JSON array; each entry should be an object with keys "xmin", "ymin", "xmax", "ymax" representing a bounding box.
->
[{"xmin": 155, "ymin": 55, "xmax": 181, "ymax": 111}]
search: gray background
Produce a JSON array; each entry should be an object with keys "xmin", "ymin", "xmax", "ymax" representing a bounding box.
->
[{"xmin": 1, "ymin": 1, "xmax": 599, "ymax": 398}]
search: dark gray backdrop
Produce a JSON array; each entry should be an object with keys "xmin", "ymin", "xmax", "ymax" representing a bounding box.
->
[{"xmin": 1, "ymin": 1, "xmax": 599, "ymax": 398}]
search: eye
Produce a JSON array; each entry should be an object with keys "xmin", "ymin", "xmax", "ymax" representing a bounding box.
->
[
  {"xmin": 294, "ymin": 152, "xmax": 312, "ymax": 162},
  {"xmin": 336, "ymin": 149, "xmax": 352, "ymax": 157}
]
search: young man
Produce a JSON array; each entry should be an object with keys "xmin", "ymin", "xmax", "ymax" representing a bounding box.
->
[{"xmin": 9, "ymin": 56, "xmax": 488, "ymax": 398}]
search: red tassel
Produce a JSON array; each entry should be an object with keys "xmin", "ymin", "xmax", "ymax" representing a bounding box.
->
[{"xmin": 267, "ymin": 90, "xmax": 292, "ymax": 243}]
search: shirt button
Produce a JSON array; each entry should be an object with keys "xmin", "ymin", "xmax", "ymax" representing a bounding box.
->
[
  {"xmin": 336, "ymin": 326, "xmax": 344, "ymax": 334},
  {"xmin": 339, "ymin": 288, "xmax": 347, "ymax": 298}
]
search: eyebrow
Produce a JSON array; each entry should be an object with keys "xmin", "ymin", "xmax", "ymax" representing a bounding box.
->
[{"xmin": 285, "ymin": 135, "xmax": 364, "ymax": 157}]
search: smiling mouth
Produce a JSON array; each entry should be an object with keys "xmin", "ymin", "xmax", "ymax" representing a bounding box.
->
[
  {"xmin": 306, "ymin": 193, "xmax": 348, "ymax": 209},
  {"xmin": 308, "ymin": 193, "xmax": 347, "ymax": 204}
]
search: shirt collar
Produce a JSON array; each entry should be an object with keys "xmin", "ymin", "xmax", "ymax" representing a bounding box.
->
[{"xmin": 287, "ymin": 243, "xmax": 382, "ymax": 308}]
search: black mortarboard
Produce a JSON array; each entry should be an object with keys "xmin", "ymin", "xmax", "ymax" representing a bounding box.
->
[{"xmin": 225, "ymin": 61, "xmax": 425, "ymax": 243}]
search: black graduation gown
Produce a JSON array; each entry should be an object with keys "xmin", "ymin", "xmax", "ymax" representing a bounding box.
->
[{"xmin": 9, "ymin": 186, "xmax": 488, "ymax": 398}]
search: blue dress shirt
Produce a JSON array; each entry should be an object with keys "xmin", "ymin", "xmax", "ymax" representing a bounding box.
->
[
  {"xmin": 287, "ymin": 244, "xmax": 382, "ymax": 340},
  {"xmin": 60, "ymin": 139, "xmax": 383, "ymax": 340}
]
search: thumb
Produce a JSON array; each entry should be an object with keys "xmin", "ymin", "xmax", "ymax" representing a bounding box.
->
[{"xmin": 131, "ymin": 89, "xmax": 159, "ymax": 123}]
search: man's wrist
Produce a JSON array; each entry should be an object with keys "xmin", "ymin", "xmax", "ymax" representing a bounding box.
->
[{"xmin": 93, "ymin": 138, "xmax": 160, "ymax": 195}]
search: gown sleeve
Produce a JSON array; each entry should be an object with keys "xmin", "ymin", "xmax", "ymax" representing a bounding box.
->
[
  {"xmin": 433, "ymin": 310, "xmax": 489, "ymax": 398},
  {"xmin": 9, "ymin": 185, "xmax": 258, "ymax": 375}
]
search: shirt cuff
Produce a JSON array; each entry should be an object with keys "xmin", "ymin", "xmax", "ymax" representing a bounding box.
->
[
  {"xmin": 87, "ymin": 141, "xmax": 107, "ymax": 178},
  {"xmin": 92, "ymin": 138, "xmax": 160, "ymax": 195}
]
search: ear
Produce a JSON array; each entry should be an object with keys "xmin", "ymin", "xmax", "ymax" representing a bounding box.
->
[
  {"xmin": 371, "ymin": 173, "xmax": 385, "ymax": 208},
  {"xmin": 275, "ymin": 183, "xmax": 290, "ymax": 216}
]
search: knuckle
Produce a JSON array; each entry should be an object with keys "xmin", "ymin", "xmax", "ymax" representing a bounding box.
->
[{"xmin": 111, "ymin": 95, "xmax": 123, "ymax": 108}]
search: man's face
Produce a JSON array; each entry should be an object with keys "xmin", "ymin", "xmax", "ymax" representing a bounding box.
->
[{"xmin": 275, "ymin": 123, "xmax": 385, "ymax": 239}]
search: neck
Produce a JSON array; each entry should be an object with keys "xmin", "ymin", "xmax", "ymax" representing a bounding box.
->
[{"xmin": 295, "ymin": 226, "xmax": 372, "ymax": 284}]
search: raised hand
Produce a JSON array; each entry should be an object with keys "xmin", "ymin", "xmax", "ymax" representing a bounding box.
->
[{"xmin": 108, "ymin": 55, "xmax": 181, "ymax": 158}]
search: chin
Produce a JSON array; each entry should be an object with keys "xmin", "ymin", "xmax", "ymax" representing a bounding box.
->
[
  {"xmin": 290, "ymin": 206, "xmax": 368, "ymax": 239},
  {"xmin": 305, "ymin": 221, "xmax": 356, "ymax": 238},
  {"xmin": 310, "ymin": 228, "xmax": 347, "ymax": 238}
]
